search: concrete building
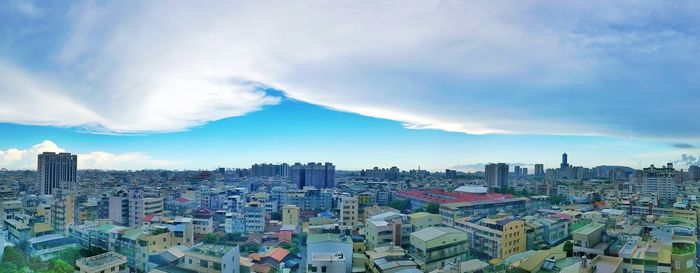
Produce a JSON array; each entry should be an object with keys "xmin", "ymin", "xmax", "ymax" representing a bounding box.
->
[
  {"xmin": 109, "ymin": 192, "xmax": 129, "ymax": 226},
  {"xmin": 409, "ymin": 227, "xmax": 469, "ymax": 272},
  {"xmin": 340, "ymin": 196, "xmax": 359, "ymax": 228},
  {"xmin": 282, "ymin": 205, "xmax": 300, "ymax": 227},
  {"xmin": 640, "ymin": 164, "xmax": 678, "ymax": 202},
  {"xmin": 182, "ymin": 244, "xmax": 240, "ymax": 273},
  {"xmin": 307, "ymin": 233, "xmax": 354, "ymax": 273},
  {"xmin": 291, "ymin": 162, "xmax": 336, "ymax": 189},
  {"xmin": 309, "ymin": 252, "xmax": 346, "ymax": 273},
  {"xmin": 365, "ymin": 212, "xmax": 411, "ymax": 250},
  {"xmin": 128, "ymin": 187, "xmax": 164, "ymax": 227},
  {"xmin": 37, "ymin": 152, "xmax": 77, "ymax": 195},
  {"xmin": 51, "ymin": 189, "xmax": 75, "ymax": 236},
  {"xmin": 453, "ymin": 216, "xmax": 526, "ymax": 260},
  {"xmin": 244, "ymin": 202, "xmax": 265, "ymax": 233},
  {"xmin": 408, "ymin": 212, "xmax": 442, "ymax": 232},
  {"xmin": 485, "ymin": 163, "xmax": 509, "ymax": 189},
  {"xmin": 77, "ymin": 252, "xmax": 128, "ymax": 273}
]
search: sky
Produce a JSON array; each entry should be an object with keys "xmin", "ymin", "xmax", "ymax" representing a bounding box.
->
[{"xmin": 0, "ymin": 1, "xmax": 699, "ymax": 171}]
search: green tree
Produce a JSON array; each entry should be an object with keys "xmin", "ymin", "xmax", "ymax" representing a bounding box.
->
[
  {"xmin": 389, "ymin": 199, "xmax": 410, "ymax": 212},
  {"xmin": 0, "ymin": 262, "xmax": 21, "ymax": 273},
  {"xmin": 563, "ymin": 241, "xmax": 573, "ymax": 257},
  {"xmin": 424, "ymin": 203, "xmax": 440, "ymax": 214},
  {"xmin": 55, "ymin": 247, "xmax": 81, "ymax": 267},
  {"xmin": 1, "ymin": 246, "xmax": 25, "ymax": 266},
  {"xmin": 46, "ymin": 259, "xmax": 74, "ymax": 273},
  {"xmin": 270, "ymin": 212, "xmax": 282, "ymax": 221}
]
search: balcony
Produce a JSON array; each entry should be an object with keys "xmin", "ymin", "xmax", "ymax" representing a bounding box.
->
[{"xmin": 671, "ymin": 242, "xmax": 695, "ymax": 255}]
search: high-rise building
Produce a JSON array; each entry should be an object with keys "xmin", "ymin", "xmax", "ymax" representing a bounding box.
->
[
  {"xmin": 513, "ymin": 166, "xmax": 521, "ymax": 178},
  {"xmin": 521, "ymin": 167, "xmax": 528, "ymax": 177},
  {"xmin": 689, "ymin": 165, "xmax": 700, "ymax": 181},
  {"xmin": 640, "ymin": 164, "xmax": 677, "ymax": 201},
  {"xmin": 128, "ymin": 187, "xmax": 164, "ymax": 227},
  {"xmin": 38, "ymin": 152, "xmax": 78, "ymax": 195},
  {"xmin": 560, "ymin": 153, "xmax": 569, "ymax": 169},
  {"xmin": 485, "ymin": 163, "xmax": 509, "ymax": 189},
  {"xmin": 290, "ymin": 162, "xmax": 335, "ymax": 189},
  {"xmin": 51, "ymin": 188, "xmax": 75, "ymax": 236},
  {"xmin": 534, "ymin": 164, "xmax": 545, "ymax": 177}
]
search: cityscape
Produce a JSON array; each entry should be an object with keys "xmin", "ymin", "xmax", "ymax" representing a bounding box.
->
[{"xmin": 1, "ymin": 2, "xmax": 700, "ymax": 273}]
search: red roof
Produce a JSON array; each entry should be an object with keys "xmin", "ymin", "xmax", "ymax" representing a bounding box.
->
[
  {"xmin": 144, "ymin": 214, "xmax": 157, "ymax": 222},
  {"xmin": 265, "ymin": 248, "xmax": 289, "ymax": 263},
  {"xmin": 395, "ymin": 189, "xmax": 514, "ymax": 203},
  {"xmin": 276, "ymin": 231, "xmax": 292, "ymax": 242}
]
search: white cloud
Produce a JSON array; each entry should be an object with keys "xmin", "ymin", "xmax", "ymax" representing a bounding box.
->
[
  {"xmin": 0, "ymin": 1, "xmax": 698, "ymax": 138},
  {"xmin": 0, "ymin": 140, "xmax": 177, "ymax": 170}
]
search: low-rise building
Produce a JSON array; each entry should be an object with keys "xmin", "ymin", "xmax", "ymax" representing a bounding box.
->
[
  {"xmin": 409, "ymin": 227, "xmax": 469, "ymax": 272},
  {"xmin": 182, "ymin": 244, "xmax": 241, "ymax": 273},
  {"xmin": 453, "ymin": 216, "xmax": 526, "ymax": 260},
  {"xmin": 77, "ymin": 252, "xmax": 128, "ymax": 273}
]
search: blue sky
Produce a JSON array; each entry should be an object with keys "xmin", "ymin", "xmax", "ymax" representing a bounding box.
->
[{"xmin": 0, "ymin": 1, "xmax": 699, "ymax": 171}]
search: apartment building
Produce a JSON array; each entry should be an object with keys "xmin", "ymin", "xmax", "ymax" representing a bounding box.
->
[{"xmin": 453, "ymin": 216, "xmax": 526, "ymax": 259}]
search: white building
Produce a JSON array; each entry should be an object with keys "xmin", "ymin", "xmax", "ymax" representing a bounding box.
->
[
  {"xmin": 309, "ymin": 252, "xmax": 346, "ymax": 273},
  {"xmin": 640, "ymin": 164, "xmax": 677, "ymax": 201},
  {"xmin": 339, "ymin": 197, "xmax": 358, "ymax": 228},
  {"xmin": 244, "ymin": 202, "xmax": 265, "ymax": 233},
  {"xmin": 307, "ymin": 233, "xmax": 353, "ymax": 273}
]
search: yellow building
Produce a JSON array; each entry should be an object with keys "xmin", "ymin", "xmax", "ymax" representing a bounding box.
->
[
  {"xmin": 408, "ymin": 212, "xmax": 442, "ymax": 231},
  {"xmin": 409, "ymin": 227, "xmax": 469, "ymax": 272},
  {"xmin": 182, "ymin": 244, "xmax": 240, "ymax": 273},
  {"xmin": 51, "ymin": 189, "xmax": 74, "ymax": 236},
  {"xmin": 282, "ymin": 205, "xmax": 300, "ymax": 226},
  {"xmin": 357, "ymin": 192, "xmax": 375, "ymax": 206},
  {"xmin": 454, "ymin": 216, "xmax": 526, "ymax": 259}
]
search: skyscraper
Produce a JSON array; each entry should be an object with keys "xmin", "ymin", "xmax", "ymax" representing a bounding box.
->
[
  {"xmin": 640, "ymin": 164, "xmax": 677, "ymax": 201},
  {"xmin": 534, "ymin": 164, "xmax": 544, "ymax": 177},
  {"xmin": 38, "ymin": 152, "xmax": 78, "ymax": 195},
  {"xmin": 560, "ymin": 153, "xmax": 569, "ymax": 169},
  {"xmin": 513, "ymin": 166, "xmax": 521, "ymax": 178},
  {"xmin": 485, "ymin": 163, "xmax": 509, "ymax": 189},
  {"xmin": 291, "ymin": 162, "xmax": 335, "ymax": 189}
]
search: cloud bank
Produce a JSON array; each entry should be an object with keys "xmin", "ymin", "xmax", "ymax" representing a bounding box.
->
[
  {"xmin": 0, "ymin": 1, "xmax": 699, "ymax": 139},
  {"xmin": 0, "ymin": 140, "xmax": 177, "ymax": 170}
]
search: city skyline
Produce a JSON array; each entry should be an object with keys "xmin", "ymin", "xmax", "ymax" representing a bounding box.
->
[{"xmin": 1, "ymin": 2, "xmax": 699, "ymax": 171}]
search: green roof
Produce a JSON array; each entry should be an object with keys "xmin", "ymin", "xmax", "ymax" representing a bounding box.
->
[
  {"xmin": 574, "ymin": 223, "xmax": 604, "ymax": 236},
  {"xmin": 411, "ymin": 227, "xmax": 463, "ymax": 242},
  {"xmin": 570, "ymin": 219, "xmax": 592, "ymax": 232},
  {"xmin": 33, "ymin": 223, "xmax": 54, "ymax": 234},
  {"xmin": 307, "ymin": 233, "xmax": 352, "ymax": 245},
  {"xmin": 122, "ymin": 229, "xmax": 143, "ymax": 240},
  {"xmin": 98, "ymin": 224, "xmax": 117, "ymax": 232}
]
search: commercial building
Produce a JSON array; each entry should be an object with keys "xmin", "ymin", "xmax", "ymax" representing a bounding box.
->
[
  {"xmin": 409, "ymin": 227, "xmax": 469, "ymax": 272},
  {"xmin": 37, "ymin": 152, "xmax": 77, "ymax": 195}
]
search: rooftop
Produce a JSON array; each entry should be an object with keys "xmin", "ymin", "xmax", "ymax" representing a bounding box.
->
[
  {"xmin": 188, "ymin": 244, "xmax": 236, "ymax": 257},
  {"xmin": 77, "ymin": 252, "xmax": 126, "ymax": 269},
  {"xmin": 411, "ymin": 227, "xmax": 464, "ymax": 242},
  {"xmin": 396, "ymin": 189, "xmax": 514, "ymax": 204},
  {"xmin": 574, "ymin": 223, "xmax": 604, "ymax": 236},
  {"xmin": 307, "ymin": 233, "xmax": 352, "ymax": 245}
]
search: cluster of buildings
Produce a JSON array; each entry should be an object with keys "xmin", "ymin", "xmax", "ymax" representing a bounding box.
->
[{"xmin": 1, "ymin": 151, "xmax": 700, "ymax": 273}]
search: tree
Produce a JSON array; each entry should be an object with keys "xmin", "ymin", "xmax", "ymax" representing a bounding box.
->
[
  {"xmin": 55, "ymin": 247, "xmax": 81, "ymax": 267},
  {"xmin": 1, "ymin": 246, "xmax": 25, "ymax": 266},
  {"xmin": 389, "ymin": 200, "xmax": 410, "ymax": 212},
  {"xmin": 563, "ymin": 241, "xmax": 573, "ymax": 257},
  {"xmin": 270, "ymin": 212, "xmax": 282, "ymax": 221},
  {"xmin": 46, "ymin": 259, "xmax": 74, "ymax": 273},
  {"xmin": 424, "ymin": 203, "xmax": 440, "ymax": 214}
]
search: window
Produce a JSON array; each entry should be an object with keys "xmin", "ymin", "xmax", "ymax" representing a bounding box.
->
[
  {"xmin": 322, "ymin": 266, "xmax": 327, "ymax": 272},
  {"xmin": 188, "ymin": 259, "xmax": 192, "ymax": 264},
  {"xmin": 200, "ymin": 260, "xmax": 208, "ymax": 268},
  {"xmin": 213, "ymin": 262, "xmax": 221, "ymax": 270}
]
